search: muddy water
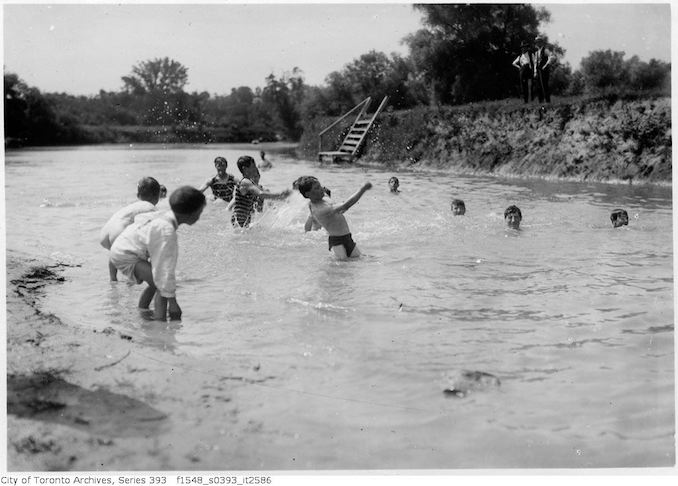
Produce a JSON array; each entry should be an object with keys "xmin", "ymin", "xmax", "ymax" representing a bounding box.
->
[{"xmin": 4, "ymin": 144, "xmax": 674, "ymax": 468}]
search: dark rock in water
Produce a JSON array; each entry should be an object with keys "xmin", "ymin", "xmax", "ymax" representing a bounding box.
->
[{"xmin": 442, "ymin": 370, "xmax": 501, "ymax": 398}]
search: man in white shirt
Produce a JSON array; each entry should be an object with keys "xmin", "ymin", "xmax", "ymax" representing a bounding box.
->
[
  {"xmin": 534, "ymin": 35, "xmax": 556, "ymax": 103},
  {"xmin": 512, "ymin": 40, "xmax": 535, "ymax": 103}
]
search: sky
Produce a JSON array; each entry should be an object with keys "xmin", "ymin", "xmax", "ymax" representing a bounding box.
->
[{"xmin": 1, "ymin": 1, "xmax": 673, "ymax": 97}]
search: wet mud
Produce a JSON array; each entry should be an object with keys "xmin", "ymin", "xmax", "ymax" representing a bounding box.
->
[{"xmin": 7, "ymin": 372, "xmax": 167, "ymax": 438}]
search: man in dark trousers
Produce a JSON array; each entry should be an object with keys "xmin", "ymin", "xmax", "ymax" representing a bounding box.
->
[
  {"xmin": 512, "ymin": 41, "xmax": 534, "ymax": 103},
  {"xmin": 534, "ymin": 35, "xmax": 555, "ymax": 103}
]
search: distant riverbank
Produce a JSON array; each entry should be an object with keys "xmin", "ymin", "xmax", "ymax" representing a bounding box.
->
[{"xmin": 298, "ymin": 94, "xmax": 671, "ymax": 185}]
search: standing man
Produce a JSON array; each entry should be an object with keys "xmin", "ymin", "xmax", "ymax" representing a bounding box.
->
[
  {"xmin": 512, "ymin": 41, "xmax": 534, "ymax": 103},
  {"xmin": 534, "ymin": 35, "xmax": 555, "ymax": 103}
]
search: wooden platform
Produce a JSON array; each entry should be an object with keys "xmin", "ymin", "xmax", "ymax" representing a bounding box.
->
[{"xmin": 318, "ymin": 151, "xmax": 356, "ymax": 163}]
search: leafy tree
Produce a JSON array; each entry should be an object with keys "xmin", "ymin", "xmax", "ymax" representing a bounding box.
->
[
  {"xmin": 4, "ymin": 71, "xmax": 83, "ymax": 145},
  {"xmin": 580, "ymin": 50, "xmax": 628, "ymax": 91},
  {"xmin": 567, "ymin": 70, "xmax": 585, "ymax": 96},
  {"xmin": 405, "ymin": 4, "xmax": 560, "ymax": 104},
  {"xmin": 122, "ymin": 57, "xmax": 188, "ymax": 95},
  {"xmin": 261, "ymin": 68, "xmax": 306, "ymax": 140},
  {"xmin": 311, "ymin": 50, "xmax": 422, "ymax": 117},
  {"xmin": 625, "ymin": 56, "xmax": 670, "ymax": 91},
  {"xmin": 549, "ymin": 61, "xmax": 573, "ymax": 96},
  {"xmin": 4, "ymin": 72, "xmax": 29, "ymax": 140}
]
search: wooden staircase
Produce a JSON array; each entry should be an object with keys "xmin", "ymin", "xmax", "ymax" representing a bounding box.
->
[{"xmin": 318, "ymin": 96, "xmax": 389, "ymax": 163}]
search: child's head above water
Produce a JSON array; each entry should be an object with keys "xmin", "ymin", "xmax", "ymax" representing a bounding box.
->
[
  {"xmin": 504, "ymin": 205, "xmax": 522, "ymax": 229},
  {"xmin": 169, "ymin": 186, "xmax": 206, "ymax": 223},
  {"xmin": 214, "ymin": 157, "xmax": 228, "ymax": 173},
  {"xmin": 236, "ymin": 155, "xmax": 259, "ymax": 177},
  {"xmin": 298, "ymin": 176, "xmax": 331, "ymax": 202},
  {"xmin": 451, "ymin": 199, "xmax": 466, "ymax": 215},
  {"xmin": 159, "ymin": 185, "xmax": 167, "ymax": 199},
  {"xmin": 388, "ymin": 176, "xmax": 400, "ymax": 192},
  {"xmin": 294, "ymin": 176, "xmax": 330, "ymax": 198},
  {"xmin": 137, "ymin": 177, "xmax": 161, "ymax": 204},
  {"xmin": 610, "ymin": 209, "xmax": 629, "ymax": 228}
]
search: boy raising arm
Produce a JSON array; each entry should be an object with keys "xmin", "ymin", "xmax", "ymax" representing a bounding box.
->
[{"xmin": 297, "ymin": 176, "xmax": 372, "ymax": 259}]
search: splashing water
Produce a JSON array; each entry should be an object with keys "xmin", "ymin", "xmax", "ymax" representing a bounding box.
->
[{"xmin": 4, "ymin": 144, "xmax": 673, "ymax": 468}]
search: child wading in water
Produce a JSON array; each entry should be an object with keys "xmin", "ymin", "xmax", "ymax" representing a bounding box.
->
[
  {"xmin": 100, "ymin": 177, "xmax": 162, "ymax": 281},
  {"xmin": 109, "ymin": 186, "xmax": 206, "ymax": 320},
  {"xmin": 199, "ymin": 156, "xmax": 237, "ymax": 202},
  {"xmin": 229, "ymin": 155, "xmax": 290, "ymax": 227},
  {"xmin": 297, "ymin": 176, "xmax": 372, "ymax": 259}
]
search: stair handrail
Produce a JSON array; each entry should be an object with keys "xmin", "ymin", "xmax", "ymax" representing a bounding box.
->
[
  {"xmin": 371, "ymin": 95, "xmax": 389, "ymax": 123},
  {"xmin": 339, "ymin": 95, "xmax": 389, "ymax": 156},
  {"xmin": 319, "ymin": 97, "xmax": 371, "ymax": 153}
]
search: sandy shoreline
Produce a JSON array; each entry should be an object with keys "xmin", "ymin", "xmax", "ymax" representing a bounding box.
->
[{"xmin": 4, "ymin": 251, "xmax": 267, "ymax": 471}]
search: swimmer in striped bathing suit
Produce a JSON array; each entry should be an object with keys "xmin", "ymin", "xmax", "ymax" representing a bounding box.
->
[
  {"xmin": 228, "ymin": 155, "xmax": 291, "ymax": 227},
  {"xmin": 199, "ymin": 156, "xmax": 236, "ymax": 202}
]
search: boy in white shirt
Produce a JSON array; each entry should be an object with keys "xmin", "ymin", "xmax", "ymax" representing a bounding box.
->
[
  {"xmin": 100, "ymin": 177, "xmax": 161, "ymax": 281},
  {"xmin": 109, "ymin": 186, "xmax": 206, "ymax": 321}
]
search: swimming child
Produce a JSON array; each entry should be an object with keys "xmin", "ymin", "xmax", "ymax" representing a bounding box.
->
[
  {"xmin": 388, "ymin": 176, "xmax": 400, "ymax": 193},
  {"xmin": 159, "ymin": 185, "xmax": 167, "ymax": 199},
  {"xmin": 229, "ymin": 155, "xmax": 291, "ymax": 227},
  {"xmin": 297, "ymin": 176, "xmax": 372, "ymax": 259},
  {"xmin": 99, "ymin": 177, "xmax": 162, "ymax": 281},
  {"xmin": 451, "ymin": 199, "xmax": 466, "ymax": 215},
  {"xmin": 259, "ymin": 150, "xmax": 273, "ymax": 170},
  {"xmin": 293, "ymin": 177, "xmax": 331, "ymax": 198},
  {"xmin": 610, "ymin": 209, "xmax": 629, "ymax": 228},
  {"xmin": 199, "ymin": 156, "xmax": 237, "ymax": 202},
  {"xmin": 109, "ymin": 186, "xmax": 206, "ymax": 320},
  {"xmin": 504, "ymin": 205, "xmax": 522, "ymax": 230}
]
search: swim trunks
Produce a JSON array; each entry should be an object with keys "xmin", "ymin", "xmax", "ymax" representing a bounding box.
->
[
  {"xmin": 109, "ymin": 251, "xmax": 144, "ymax": 285},
  {"xmin": 328, "ymin": 233, "xmax": 356, "ymax": 257}
]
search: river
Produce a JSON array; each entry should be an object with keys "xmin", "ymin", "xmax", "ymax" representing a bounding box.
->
[{"xmin": 3, "ymin": 143, "xmax": 674, "ymax": 469}]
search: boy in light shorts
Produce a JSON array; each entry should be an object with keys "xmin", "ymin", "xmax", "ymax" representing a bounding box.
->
[
  {"xmin": 100, "ymin": 177, "xmax": 161, "ymax": 281},
  {"xmin": 110, "ymin": 186, "xmax": 206, "ymax": 320},
  {"xmin": 297, "ymin": 176, "xmax": 372, "ymax": 260}
]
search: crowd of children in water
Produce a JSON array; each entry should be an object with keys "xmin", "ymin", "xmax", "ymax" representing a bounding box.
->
[{"xmin": 99, "ymin": 153, "xmax": 631, "ymax": 321}]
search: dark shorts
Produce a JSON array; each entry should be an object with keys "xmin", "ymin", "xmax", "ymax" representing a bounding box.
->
[{"xmin": 328, "ymin": 233, "xmax": 356, "ymax": 257}]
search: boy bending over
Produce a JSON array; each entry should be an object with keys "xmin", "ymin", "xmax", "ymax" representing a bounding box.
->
[
  {"xmin": 100, "ymin": 177, "xmax": 161, "ymax": 281},
  {"xmin": 297, "ymin": 176, "xmax": 372, "ymax": 259},
  {"xmin": 109, "ymin": 186, "xmax": 206, "ymax": 320}
]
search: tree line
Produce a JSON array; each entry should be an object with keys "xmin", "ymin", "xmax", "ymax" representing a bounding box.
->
[{"xmin": 4, "ymin": 4, "xmax": 670, "ymax": 147}]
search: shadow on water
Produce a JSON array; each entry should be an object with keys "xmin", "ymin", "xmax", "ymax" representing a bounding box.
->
[{"xmin": 7, "ymin": 372, "xmax": 168, "ymax": 438}]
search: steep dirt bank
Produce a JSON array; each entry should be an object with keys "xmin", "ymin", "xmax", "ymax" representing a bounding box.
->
[{"xmin": 298, "ymin": 95, "xmax": 671, "ymax": 184}]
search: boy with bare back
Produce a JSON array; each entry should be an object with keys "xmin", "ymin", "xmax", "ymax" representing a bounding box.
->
[
  {"xmin": 100, "ymin": 176, "xmax": 161, "ymax": 281},
  {"xmin": 297, "ymin": 176, "xmax": 372, "ymax": 259}
]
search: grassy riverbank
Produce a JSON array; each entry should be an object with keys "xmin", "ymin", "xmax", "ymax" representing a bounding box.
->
[{"xmin": 298, "ymin": 93, "xmax": 671, "ymax": 184}]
